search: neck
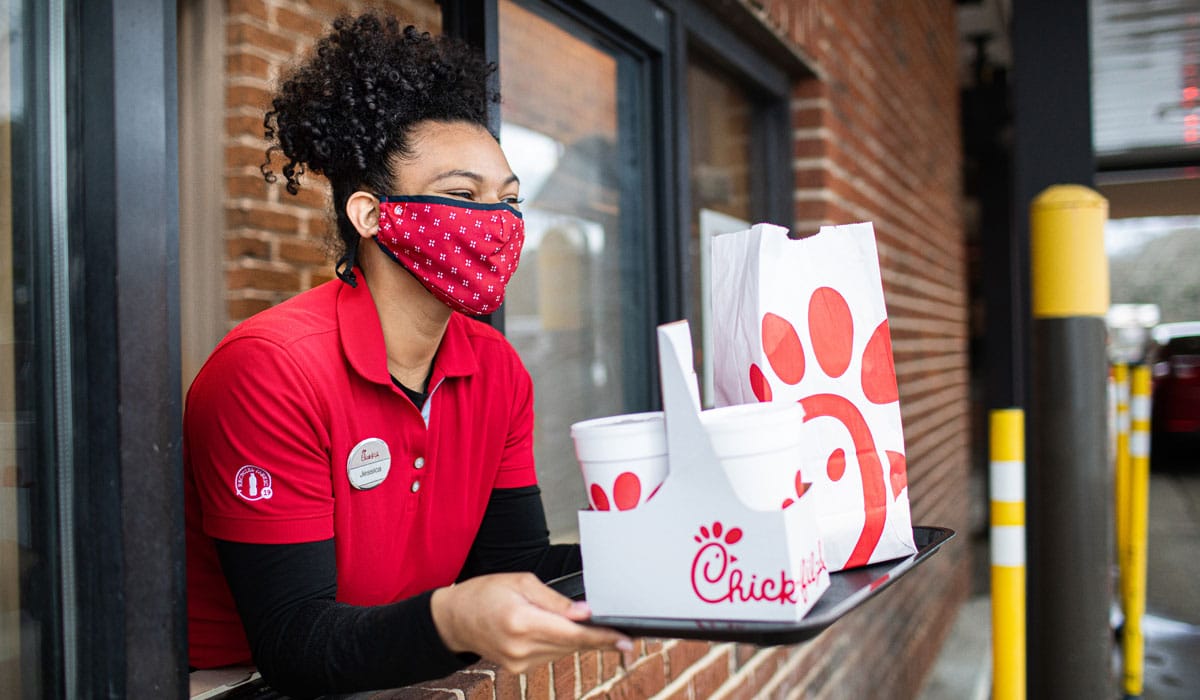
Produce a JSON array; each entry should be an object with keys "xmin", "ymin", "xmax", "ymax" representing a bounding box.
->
[{"xmin": 359, "ymin": 243, "xmax": 451, "ymax": 388}]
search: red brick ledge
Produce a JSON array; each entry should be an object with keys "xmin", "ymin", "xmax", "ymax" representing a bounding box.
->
[{"xmin": 361, "ymin": 638, "xmax": 811, "ymax": 699}]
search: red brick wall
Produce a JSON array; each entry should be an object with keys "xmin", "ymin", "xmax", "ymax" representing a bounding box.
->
[{"xmin": 212, "ymin": 0, "xmax": 971, "ymax": 697}]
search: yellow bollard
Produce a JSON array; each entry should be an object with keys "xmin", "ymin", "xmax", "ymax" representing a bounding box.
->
[
  {"xmin": 991, "ymin": 408, "xmax": 1026, "ymax": 700},
  {"xmin": 1122, "ymin": 365, "xmax": 1152, "ymax": 698},
  {"xmin": 1028, "ymin": 184, "xmax": 1112, "ymax": 698},
  {"xmin": 1113, "ymin": 363, "xmax": 1131, "ymax": 608},
  {"xmin": 1030, "ymin": 186, "xmax": 1111, "ymax": 318}
]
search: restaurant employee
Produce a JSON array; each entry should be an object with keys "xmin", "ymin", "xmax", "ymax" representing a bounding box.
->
[{"xmin": 184, "ymin": 12, "xmax": 630, "ymax": 697}]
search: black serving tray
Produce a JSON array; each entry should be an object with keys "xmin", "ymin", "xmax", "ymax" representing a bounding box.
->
[{"xmin": 552, "ymin": 525, "xmax": 955, "ymax": 645}]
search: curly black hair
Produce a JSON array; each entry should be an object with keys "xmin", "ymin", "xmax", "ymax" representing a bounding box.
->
[{"xmin": 262, "ymin": 12, "xmax": 499, "ymax": 257}]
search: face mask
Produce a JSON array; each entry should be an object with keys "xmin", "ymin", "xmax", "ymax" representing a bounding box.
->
[{"xmin": 374, "ymin": 195, "xmax": 525, "ymax": 315}]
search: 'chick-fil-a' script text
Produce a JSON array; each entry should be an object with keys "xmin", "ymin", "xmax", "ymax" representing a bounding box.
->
[{"xmin": 690, "ymin": 521, "xmax": 827, "ymax": 605}]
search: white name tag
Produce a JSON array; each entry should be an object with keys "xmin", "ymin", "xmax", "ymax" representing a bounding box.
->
[{"xmin": 347, "ymin": 437, "xmax": 391, "ymax": 490}]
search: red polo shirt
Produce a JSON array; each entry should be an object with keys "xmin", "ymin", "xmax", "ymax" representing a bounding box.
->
[{"xmin": 185, "ymin": 275, "xmax": 537, "ymax": 668}]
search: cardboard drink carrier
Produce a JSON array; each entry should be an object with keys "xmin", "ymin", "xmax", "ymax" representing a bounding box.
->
[{"xmin": 579, "ymin": 321, "xmax": 832, "ymax": 622}]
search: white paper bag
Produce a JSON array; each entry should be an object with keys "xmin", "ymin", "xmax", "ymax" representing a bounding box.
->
[{"xmin": 711, "ymin": 222, "xmax": 917, "ymax": 571}]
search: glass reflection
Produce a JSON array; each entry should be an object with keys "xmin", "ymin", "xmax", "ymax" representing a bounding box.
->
[{"xmin": 499, "ymin": 0, "xmax": 624, "ymax": 539}]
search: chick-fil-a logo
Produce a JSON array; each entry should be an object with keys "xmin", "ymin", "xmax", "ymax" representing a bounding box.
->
[{"xmin": 690, "ymin": 521, "xmax": 827, "ymax": 605}]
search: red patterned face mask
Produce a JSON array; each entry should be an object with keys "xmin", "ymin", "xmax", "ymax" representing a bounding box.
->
[{"xmin": 374, "ymin": 195, "xmax": 525, "ymax": 315}]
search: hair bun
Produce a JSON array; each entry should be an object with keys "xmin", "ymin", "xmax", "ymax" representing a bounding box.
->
[{"xmin": 262, "ymin": 12, "xmax": 498, "ymax": 195}]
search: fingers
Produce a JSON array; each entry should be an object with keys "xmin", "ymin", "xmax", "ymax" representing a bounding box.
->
[
  {"xmin": 516, "ymin": 573, "xmax": 578, "ymax": 615},
  {"xmin": 433, "ymin": 572, "xmax": 635, "ymax": 673},
  {"xmin": 562, "ymin": 600, "xmax": 592, "ymax": 622},
  {"xmin": 515, "ymin": 595, "xmax": 633, "ymax": 653},
  {"xmin": 513, "ymin": 575, "xmax": 634, "ymax": 651}
]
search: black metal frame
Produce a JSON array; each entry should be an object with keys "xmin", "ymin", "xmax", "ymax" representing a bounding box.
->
[{"xmin": 67, "ymin": 0, "xmax": 186, "ymax": 695}]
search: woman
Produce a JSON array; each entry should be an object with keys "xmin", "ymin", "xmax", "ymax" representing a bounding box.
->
[{"xmin": 184, "ymin": 12, "xmax": 630, "ymax": 697}]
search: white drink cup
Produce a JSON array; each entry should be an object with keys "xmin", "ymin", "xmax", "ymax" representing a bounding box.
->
[
  {"xmin": 570, "ymin": 412, "xmax": 668, "ymax": 511},
  {"xmin": 699, "ymin": 401, "xmax": 807, "ymax": 511}
]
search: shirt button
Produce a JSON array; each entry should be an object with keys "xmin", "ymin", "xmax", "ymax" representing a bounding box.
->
[
  {"xmin": 411, "ymin": 480, "xmax": 421, "ymax": 494},
  {"xmin": 413, "ymin": 457, "xmax": 425, "ymax": 469}
]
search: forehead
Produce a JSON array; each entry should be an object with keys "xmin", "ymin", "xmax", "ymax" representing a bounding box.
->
[{"xmin": 397, "ymin": 121, "xmax": 511, "ymax": 180}]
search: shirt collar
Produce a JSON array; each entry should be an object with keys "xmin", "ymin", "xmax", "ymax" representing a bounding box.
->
[{"xmin": 337, "ymin": 271, "xmax": 480, "ymax": 387}]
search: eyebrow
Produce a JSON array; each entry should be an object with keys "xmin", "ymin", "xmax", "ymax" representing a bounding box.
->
[{"xmin": 432, "ymin": 169, "xmax": 520, "ymax": 187}]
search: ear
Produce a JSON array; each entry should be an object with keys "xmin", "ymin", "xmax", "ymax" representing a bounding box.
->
[{"xmin": 345, "ymin": 191, "xmax": 380, "ymax": 239}]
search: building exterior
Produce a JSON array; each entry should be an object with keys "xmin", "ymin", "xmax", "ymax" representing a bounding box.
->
[{"xmin": 3, "ymin": 1, "xmax": 970, "ymax": 697}]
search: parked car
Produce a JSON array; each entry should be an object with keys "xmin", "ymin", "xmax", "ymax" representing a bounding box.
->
[{"xmin": 1148, "ymin": 322, "xmax": 1200, "ymax": 445}]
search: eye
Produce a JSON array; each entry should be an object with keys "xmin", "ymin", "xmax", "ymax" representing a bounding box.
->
[
  {"xmin": 503, "ymin": 195, "xmax": 525, "ymax": 207},
  {"xmin": 445, "ymin": 190, "xmax": 475, "ymax": 201}
]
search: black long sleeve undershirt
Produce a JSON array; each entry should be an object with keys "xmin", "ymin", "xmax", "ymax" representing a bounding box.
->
[{"xmin": 213, "ymin": 485, "xmax": 580, "ymax": 698}]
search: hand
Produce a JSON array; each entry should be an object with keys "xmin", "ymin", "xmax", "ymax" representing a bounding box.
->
[{"xmin": 430, "ymin": 572, "xmax": 633, "ymax": 673}]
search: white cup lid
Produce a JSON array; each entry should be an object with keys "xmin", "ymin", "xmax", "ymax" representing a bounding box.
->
[
  {"xmin": 700, "ymin": 401, "xmax": 805, "ymax": 456},
  {"xmin": 571, "ymin": 411, "xmax": 667, "ymax": 462}
]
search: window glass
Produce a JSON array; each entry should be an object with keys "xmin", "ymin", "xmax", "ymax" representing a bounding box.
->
[
  {"xmin": 3, "ymin": 0, "xmax": 56, "ymax": 694},
  {"xmin": 687, "ymin": 57, "xmax": 754, "ymax": 405},
  {"xmin": 0, "ymin": 2, "xmax": 19, "ymax": 689},
  {"xmin": 499, "ymin": 0, "xmax": 636, "ymax": 539}
]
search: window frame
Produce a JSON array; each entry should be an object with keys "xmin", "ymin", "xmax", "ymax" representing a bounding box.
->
[
  {"xmin": 67, "ymin": 0, "xmax": 186, "ymax": 694},
  {"xmin": 445, "ymin": 0, "xmax": 805, "ymax": 409}
]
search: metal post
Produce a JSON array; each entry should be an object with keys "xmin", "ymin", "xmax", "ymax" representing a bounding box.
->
[
  {"xmin": 1113, "ymin": 363, "xmax": 1131, "ymax": 612},
  {"xmin": 1027, "ymin": 185, "xmax": 1112, "ymax": 699},
  {"xmin": 991, "ymin": 408, "xmax": 1026, "ymax": 700},
  {"xmin": 1122, "ymin": 365, "xmax": 1152, "ymax": 699}
]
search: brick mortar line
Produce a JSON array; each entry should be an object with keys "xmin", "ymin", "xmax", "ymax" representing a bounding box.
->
[
  {"xmin": 791, "ymin": 127, "xmax": 832, "ymax": 140},
  {"xmin": 228, "ymin": 133, "xmax": 272, "ymax": 148},
  {"xmin": 456, "ymin": 662, "xmax": 499, "ymax": 700},
  {"xmin": 576, "ymin": 650, "xmax": 589, "ymax": 698},
  {"xmin": 226, "ymin": 199, "xmax": 321, "ymax": 218},
  {"xmin": 913, "ymin": 459, "xmax": 972, "ymax": 509},
  {"xmin": 792, "ymin": 157, "xmax": 834, "ymax": 170},
  {"xmin": 647, "ymin": 643, "xmax": 734, "ymax": 700},
  {"xmin": 793, "ymin": 189, "xmax": 834, "ymax": 203},
  {"xmin": 894, "ymin": 353, "xmax": 966, "ymax": 374},
  {"xmin": 223, "ymin": 45, "xmax": 290, "ymax": 68},
  {"xmin": 421, "ymin": 688, "xmax": 466, "ymax": 700},
  {"xmin": 227, "ymin": 74, "xmax": 272, "ymax": 89},
  {"xmin": 226, "ymin": 103, "xmax": 273, "ymax": 118},
  {"xmin": 906, "ymin": 419, "xmax": 971, "ymax": 465},
  {"xmin": 580, "ymin": 647, "xmax": 659, "ymax": 699},
  {"xmin": 222, "ymin": 258, "xmax": 305, "ymax": 272},
  {"xmin": 754, "ymin": 642, "xmax": 814, "ymax": 697},
  {"xmin": 706, "ymin": 646, "xmax": 780, "ymax": 700},
  {"xmin": 790, "ymin": 97, "xmax": 830, "ymax": 110},
  {"xmin": 579, "ymin": 651, "xmax": 655, "ymax": 698},
  {"xmin": 898, "ymin": 374, "xmax": 970, "ymax": 400}
]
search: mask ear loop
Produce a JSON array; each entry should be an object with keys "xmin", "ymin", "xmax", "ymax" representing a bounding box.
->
[{"xmin": 336, "ymin": 236, "xmax": 360, "ymax": 288}]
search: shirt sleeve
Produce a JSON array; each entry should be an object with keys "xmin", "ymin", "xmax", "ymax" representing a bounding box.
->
[
  {"xmin": 492, "ymin": 352, "xmax": 538, "ymax": 489},
  {"xmin": 215, "ymin": 493, "xmax": 572, "ymax": 696},
  {"xmin": 457, "ymin": 486, "xmax": 581, "ymax": 582},
  {"xmin": 215, "ymin": 538, "xmax": 471, "ymax": 698},
  {"xmin": 186, "ymin": 336, "xmax": 335, "ymax": 544}
]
